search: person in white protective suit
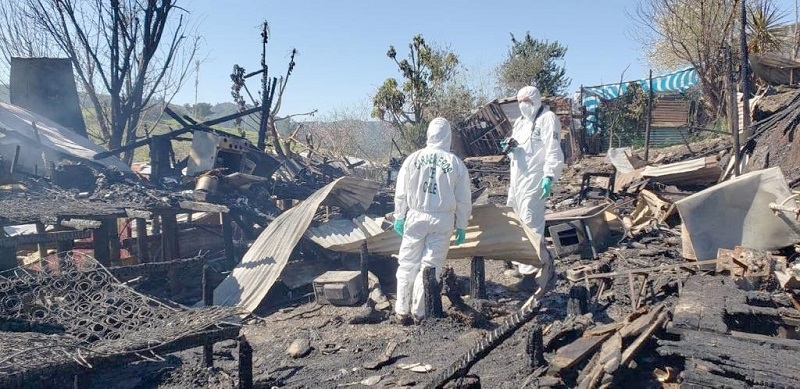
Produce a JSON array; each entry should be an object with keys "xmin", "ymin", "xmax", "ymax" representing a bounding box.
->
[
  {"xmin": 393, "ymin": 117, "xmax": 472, "ymax": 324},
  {"xmin": 501, "ymin": 85, "xmax": 564, "ymax": 296}
]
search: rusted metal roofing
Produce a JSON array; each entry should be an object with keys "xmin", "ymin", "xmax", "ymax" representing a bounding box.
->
[
  {"xmin": 307, "ymin": 203, "xmax": 544, "ymax": 266},
  {"xmin": 652, "ymin": 97, "xmax": 691, "ymax": 128},
  {"xmin": 641, "ymin": 156, "xmax": 720, "ymax": 186},
  {"xmin": 213, "ymin": 176, "xmax": 381, "ymax": 312}
]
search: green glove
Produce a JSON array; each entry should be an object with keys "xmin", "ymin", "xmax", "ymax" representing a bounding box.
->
[
  {"xmin": 454, "ymin": 228, "xmax": 466, "ymax": 246},
  {"xmin": 499, "ymin": 139, "xmax": 507, "ymax": 149},
  {"xmin": 539, "ymin": 177, "xmax": 552, "ymax": 200},
  {"xmin": 393, "ymin": 218, "xmax": 405, "ymax": 236}
]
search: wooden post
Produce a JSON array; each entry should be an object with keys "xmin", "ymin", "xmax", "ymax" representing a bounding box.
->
[
  {"xmin": 470, "ymin": 256, "xmax": 487, "ymax": 299},
  {"xmin": 109, "ymin": 219, "xmax": 121, "ymax": 265},
  {"xmin": 161, "ymin": 213, "xmax": 178, "ymax": 262},
  {"xmin": 238, "ymin": 335, "xmax": 253, "ymax": 389},
  {"xmin": 9, "ymin": 144, "xmax": 20, "ymax": 174},
  {"xmin": 135, "ymin": 218, "xmax": 149, "ymax": 263},
  {"xmin": 203, "ymin": 265, "xmax": 215, "ymax": 306},
  {"xmin": 0, "ymin": 245, "xmax": 16, "ymax": 271},
  {"xmin": 527, "ymin": 324, "xmax": 545, "ymax": 369},
  {"xmin": 149, "ymin": 136, "xmax": 172, "ymax": 186},
  {"xmin": 73, "ymin": 371, "xmax": 91, "ymax": 389},
  {"xmin": 152, "ymin": 214, "xmax": 161, "ymax": 236},
  {"xmin": 93, "ymin": 220, "xmax": 111, "ymax": 266},
  {"xmin": 161, "ymin": 212, "xmax": 179, "ymax": 295},
  {"xmin": 644, "ymin": 69, "xmax": 653, "ymax": 161},
  {"xmin": 359, "ymin": 242, "xmax": 369, "ymax": 298},
  {"xmin": 567, "ymin": 285, "xmax": 589, "ymax": 316},
  {"xmin": 222, "ymin": 213, "xmax": 235, "ymax": 264},
  {"xmin": 202, "ymin": 264, "xmax": 214, "ymax": 367},
  {"xmin": 34, "ymin": 222, "xmax": 47, "ymax": 259},
  {"xmin": 423, "ymin": 266, "xmax": 443, "ymax": 318},
  {"xmin": 55, "ymin": 225, "xmax": 74, "ymax": 256}
]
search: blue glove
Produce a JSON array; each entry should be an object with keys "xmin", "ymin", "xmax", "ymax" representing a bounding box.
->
[
  {"xmin": 454, "ymin": 228, "xmax": 466, "ymax": 246},
  {"xmin": 393, "ymin": 218, "xmax": 405, "ymax": 236},
  {"xmin": 499, "ymin": 139, "xmax": 507, "ymax": 150},
  {"xmin": 540, "ymin": 177, "xmax": 552, "ymax": 199}
]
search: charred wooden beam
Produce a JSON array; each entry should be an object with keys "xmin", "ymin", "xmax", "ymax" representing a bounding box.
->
[
  {"xmin": 360, "ymin": 242, "xmax": 369, "ymax": 298},
  {"xmin": 94, "ymin": 106, "xmax": 262, "ymax": 160},
  {"xmin": 106, "ymin": 256, "xmax": 204, "ymax": 281},
  {"xmin": 222, "ymin": 213, "xmax": 235, "ymax": 264},
  {"xmin": 60, "ymin": 218, "xmax": 102, "ymax": 230},
  {"xmin": 34, "ymin": 222, "xmax": 47, "ymax": 258},
  {"xmin": 93, "ymin": 220, "xmax": 112, "ymax": 266},
  {"xmin": 527, "ymin": 324, "xmax": 545, "ymax": 369},
  {"xmin": 179, "ymin": 201, "xmax": 229, "ymax": 214},
  {"xmin": 470, "ymin": 256, "xmax": 487, "ymax": 300},
  {"xmin": 567, "ymin": 285, "xmax": 589, "ymax": 316},
  {"xmin": 125, "ymin": 209, "xmax": 152, "ymax": 219},
  {"xmin": 0, "ymin": 245, "xmax": 16, "ymax": 271},
  {"xmin": 238, "ymin": 335, "xmax": 254, "ymax": 389},
  {"xmin": 423, "ymin": 266, "xmax": 444, "ymax": 319},
  {"xmin": 135, "ymin": 218, "xmax": 149, "ymax": 263},
  {"xmin": 0, "ymin": 229, "xmax": 91, "ymax": 247}
]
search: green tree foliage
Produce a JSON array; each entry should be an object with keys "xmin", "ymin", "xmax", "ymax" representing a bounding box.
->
[
  {"xmin": 372, "ymin": 35, "xmax": 477, "ymax": 151},
  {"xmin": 498, "ymin": 32, "xmax": 570, "ymax": 97},
  {"xmin": 747, "ymin": 0, "xmax": 789, "ymax": 54},
  {"xmin": 192, "ymin": 102, "xmax": 214, "ymax": 119},
  {"xmin": 599, "ymin": 83, "xmax": 650, "ymax": 147},
  {"xmin": 631, "ymin": 0, "xmax": 755, "ymax": 116}
]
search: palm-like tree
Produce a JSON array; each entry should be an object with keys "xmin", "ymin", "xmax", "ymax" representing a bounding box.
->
[{"xmin": 747, "ymin": 0, "xmax": 789, "ymax": 54}]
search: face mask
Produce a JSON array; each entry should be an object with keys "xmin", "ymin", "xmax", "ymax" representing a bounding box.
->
[{"xmin": 519, "ymin": 101, "xmax": 536, "ymax": 120}]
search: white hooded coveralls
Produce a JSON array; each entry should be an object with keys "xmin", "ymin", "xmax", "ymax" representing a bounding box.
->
[
  {"xmin": 393, "ymin": 118, "xmax": 472, "ymax": 318},
  {"xmin": 507, "ymin": 86, "xmax": 564, "ymax": 279}
]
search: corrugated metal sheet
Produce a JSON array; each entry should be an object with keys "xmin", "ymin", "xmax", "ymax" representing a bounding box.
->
[
  {"xmin": 675, "ymin": 167, "xmax": 800, "ymax": 260},
  {"xmin": 0, "ymin": 101, "xmax": 130, "ymax": 172},
  {"xmin": 649, "ymin": 128, "xmax": 689, "ymax": 146},
  {"xmin": 307, "ymin": 203, "xmax": 544, "ymax": 266},
  {"xmin": 651, "ymin": 98, "xmax": 690, "ymax": 128},
  {"xmin": 213, "ymin": 176, "xmax": 381, "ymax": 312},
  {"xmin": 641, "ymin": 156, "xmax": 720, "ymax": 186}
]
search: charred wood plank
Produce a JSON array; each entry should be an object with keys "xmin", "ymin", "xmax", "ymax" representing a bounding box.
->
[
  {"xmin": 550, "ymin": 332, "xmax": 613, "ymax": 372},
  {"xmin": 658, "ymin": 328, "xmax": 800, "ymax": 387},
  {"xmin": 106, "ymin": 256, "xmax": 204, "ymax": 281},
  {"xmin": 0, "ymin": 229, "xmax": 92, "ymax": 247},
  {"xmin": 179, "ymin": 200, "xmax": 229, "ymax": 214},
  {"xmin": 125, "ymin": 209, "xmax": 152, "ymax": 219}
]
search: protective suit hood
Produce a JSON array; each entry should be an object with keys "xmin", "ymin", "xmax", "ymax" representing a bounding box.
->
[
  {"xmin": 426, "ymin": 117, "xmax": 451, "ymax": 151},
  {"xmin": 517, "ymin": 86, "xmax": 542, "ymax": 120}
]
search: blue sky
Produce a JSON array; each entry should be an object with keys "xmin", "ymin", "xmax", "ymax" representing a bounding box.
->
[{"xmin": 175, "ymin": 0, "xmax": 798, "ymax": 118}]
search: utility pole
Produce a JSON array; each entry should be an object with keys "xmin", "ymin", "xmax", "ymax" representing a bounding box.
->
[
  {"xmin": 194, "ymin": 60, "xmax": 200, "ymax": 117},
  {"xmin": 644, "ymin": 70, "xmax": 653, "ymax": 162},
  {"xmin": 257, "ymin": 21, "xmax": 270, "ymax": 151},
  {"xmin": 725, "ymin": 47, "xmax": 741, "ymax": 177},
  {"xmin": 740, "ymin": 0, "xmax": 752, "ymax": 140}
]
